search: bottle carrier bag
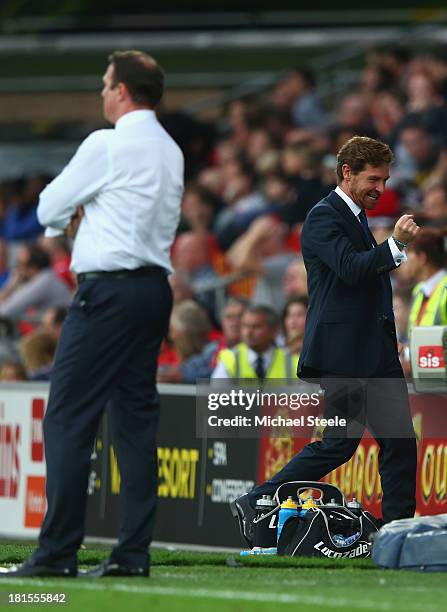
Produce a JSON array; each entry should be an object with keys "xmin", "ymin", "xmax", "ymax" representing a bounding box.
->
[{"xmin": 253, "ymin": 481, "xmax": 379, "ymax": 559}]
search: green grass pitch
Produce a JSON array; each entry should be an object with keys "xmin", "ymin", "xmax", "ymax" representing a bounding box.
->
[{"xmin": 0, "ymin": 542, "xmax": 445, "ymax": 611}]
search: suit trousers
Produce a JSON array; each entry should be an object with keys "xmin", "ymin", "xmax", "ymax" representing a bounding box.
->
[
  {"xmin": 33, "ymin": 268, "xmax": 172, "ymax": 570},
  {"xmin": 249, "ymin": 320, "xmax": 417, "ymax": 523}
]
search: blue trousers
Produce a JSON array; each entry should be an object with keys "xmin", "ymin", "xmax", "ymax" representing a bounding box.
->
[{"xmin": 34, "ymin": 269, "xmax": 172, "ymax": 570}]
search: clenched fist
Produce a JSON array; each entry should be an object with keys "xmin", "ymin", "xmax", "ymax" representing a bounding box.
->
[{"xmin": 393, "ymin": 214, "xmax": 419, "ymax": 245}]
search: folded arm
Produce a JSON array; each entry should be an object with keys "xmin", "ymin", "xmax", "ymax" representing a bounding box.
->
[{"xmin": 37, "ymin": 131, "xmax": 110, "ymax": 231}]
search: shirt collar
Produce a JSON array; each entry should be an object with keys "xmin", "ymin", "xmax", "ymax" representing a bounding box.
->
[
  {"xmin": 115, "ymin": 109, "xmax": 156, "ymax": 130},
  {"xmin": 421, "ymin": 269, "xmax": 447, "ymax": 297},
  {"xmin": 335, "ymin": 185, "xmax": 362, "ymax": 219},
  {"xmin": 247, "ymin": 346, "xmax": 275, "ymax": 368}
]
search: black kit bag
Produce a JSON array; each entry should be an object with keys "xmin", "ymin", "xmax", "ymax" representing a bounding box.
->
[{"xmin": 273, "ymin": 481, "xmax": 379, "ymax": 559}]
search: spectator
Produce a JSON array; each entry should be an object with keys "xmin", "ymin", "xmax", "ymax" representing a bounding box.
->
[
  {"xmin": 421, "ymin": 183, "xmax": 447, "ymax": 222},
  {"xmin": 397, "ymin": 119, "xmax": 443, "ymax": 193},
  {"xmin": 171, "ymin": 300, "xmax": 211, "ymax": 360},
  {"xmin": 0, "ymin": 239, "xmax": 9, "ymax": 288},
  {"xmin": 405, "ymin": 70, "xmax": 446, "ymax": 125},
  {"xmin": 214, "ymin": 163, "xmax": 268, "ymax": 249},
  {"xmin": 289, "ymin": 67, "xmax": 327, "ymax": 131},
  {"xmin": 0, "ymin": 243, "xmax": 72, "ymax": 320},
  {"xmin": 0, "ymin": 360, "xmax": 27, "ymax": 382},
  {"xmin": 1, "ymin": 176, "xmax": 48, "ymax": 241},
  {"xmin": 226, "ymin": 216, "xmax": 294, "ymax": 313},
  {"xmin": 360, "ymin": 63, "xmax": 395, "ymax": 98},
  {"xmin": 38, "ymin": 235, "xmax": 75, "ymax": 289},
  {"xmin": 180, "ymin": 184, "xmax": 220, "ymax": 233},
  {"xmin": 158, "ymin": 296, "xmax": 247, "ymax": 384},
  {"xmin": 212, "ymin": 304, "xmax": 297, "ymax": 379},
  {"xmin": 370, "ymin": 90, "xmax": 406, "ymax": 148},
  {"xmin": 372, "ymin": 47, "xmax": 411, "ymax": 86},
  {"xmin": 333, "ymin": 92, "xmax": 376, "ymax": 137},
  {"xmin": 406, "ymin": 228, "xmax": 447, "ymax": 335},
  {"xmin": 168, "ymin": 270, "xmax": 195, "ymax": 304},
  {"xmin": 157, "ymin": 299, "xmax": 211, "ymax": 382},
  {"xmin": 281, "ymin": 295, "xmax": 308, "ymax": 357},
  {"xmin": 282, "ymin": 258, "xmax": 308, "ymax": 299},
  {"xmin": 19, "ymin": 331, "xmax": 57, "ymax": 381},
  {"xmin": 40, "ymin": 306, "xmax": 67, "ymax": 342},
  {"xmin": 246, "ymin": 128, "xmax": 278, "ymax": 168},
  {"xmin": 172, "ymin": 231, "xmax": 218, "ymax": 315},
  {"xmin": 280, "ymin": 144, "xmax": 328, "ymax": 223}
]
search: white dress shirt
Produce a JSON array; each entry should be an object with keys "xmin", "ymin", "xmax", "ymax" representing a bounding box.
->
[
  {"xmin": 37, "ymin": 110, "xmax": 184, "ymax": 273},
  {"xmin": 211, "ymin": 346, "xmax": 275, "ymax": 379},
  {"xmin": 334, "ymin": 186, "xmax": 406, "ymax": 266},
  {"xmin": 420, "ymin": 268, "xmax": 447, "ymax": 297}
]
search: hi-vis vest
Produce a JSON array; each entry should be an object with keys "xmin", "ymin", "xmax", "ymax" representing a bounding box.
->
[
  {"xmin": 408, "ymin": 273, "xmax": 447, "ymax": 332},
  {"xmin": 218, "ymin": 343, "xmax": 299, "ymax": 379}
]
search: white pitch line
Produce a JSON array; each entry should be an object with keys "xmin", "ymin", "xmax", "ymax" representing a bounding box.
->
[{"xmin": 0, "ymin": 578, "xmax": 443, "ymax": 611}]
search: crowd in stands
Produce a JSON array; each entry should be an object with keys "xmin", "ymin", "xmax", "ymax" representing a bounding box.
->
[{"xmin": 1, "ymin": 46, "xmax": 447, "ymax": 383}]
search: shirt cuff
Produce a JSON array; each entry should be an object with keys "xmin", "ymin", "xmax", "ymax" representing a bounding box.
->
[
  {"xmin": 388, "ymin": 236, "xmax": 407, "ymax": 266},
  {"xmin": 44, "ymin": 227, "xmax": 64, "ymax": 238}
]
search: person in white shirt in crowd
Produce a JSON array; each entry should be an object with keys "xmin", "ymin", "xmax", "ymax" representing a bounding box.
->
[
  {"xmin": 0, "ymin": 244, "xmax": 72, "ymax": 320},
  {"xmin": 0, "ymin": 50, "xmax": 183, "ymax": 580}
]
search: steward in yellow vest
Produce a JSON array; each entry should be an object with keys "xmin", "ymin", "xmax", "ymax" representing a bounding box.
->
[
  {"xmin": 408, "ymin": 271, "xmax": 447, "ymax": 330},
  {"xmin": 218, "ymin": 342, "xmax": 298, "ymax": 379},
  {"xmin": 212, "ymin": 304, "xmax": 298, "ymax": 380},
  {"xmin": 406, "ymin": 228, "xmax": 447, "ymax": 336}
]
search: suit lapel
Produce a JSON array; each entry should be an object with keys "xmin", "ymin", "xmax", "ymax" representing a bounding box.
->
[{"xmin": 326, "ymin": 191, "xmax": 373, "ymax": 250}]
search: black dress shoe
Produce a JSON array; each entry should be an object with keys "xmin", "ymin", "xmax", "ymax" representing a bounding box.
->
[
  {"xmin": 229, "ymin": 493, "xmax": 256, "ymax": 547},
  {"xmin": 0, "ymin": 559, "xmax": 76, "ymax": 578},
  {"xmin": 81, "ymin": 560, "xmax": 149, "ymax": 578}
]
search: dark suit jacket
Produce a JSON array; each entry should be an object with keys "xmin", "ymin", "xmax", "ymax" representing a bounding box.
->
[{"xmin": 297, "ymin": 190, "xmax": 398, "ymax": 378}]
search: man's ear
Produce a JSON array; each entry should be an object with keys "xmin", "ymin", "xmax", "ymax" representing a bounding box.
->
[
  {"xmin": 117, "ymin": 82, "xmax": 129, "ymax": 102},
  {"xmin": 341, "ymin": 163, "xmax": 352, "ymax": 182}
]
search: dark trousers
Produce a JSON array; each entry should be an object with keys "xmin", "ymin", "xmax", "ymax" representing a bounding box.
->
[
  {"xmin": 249, "ymin": 321, "xmax": 417, "ymax": 523},
  {"xmin": 34, "ymin": 269, "xmax": 172, "ymax": 570}
]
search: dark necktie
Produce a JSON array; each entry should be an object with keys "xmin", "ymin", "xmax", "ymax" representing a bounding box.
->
[
  {"xmin": 358, "ymin": 209, "xmax": 394, "ymax": 320},
  {"xmin": 255, "ymin": 355, "xmax": 266, "ymax": 382},
  {"xmin": 358, "ymin": 209, "xmax": 372, "ymax": 241}
]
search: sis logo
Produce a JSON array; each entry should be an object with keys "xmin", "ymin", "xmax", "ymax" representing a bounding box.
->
[{"xmin": 418, "ymin": 346, "xmax": 445, "ymax": 369}]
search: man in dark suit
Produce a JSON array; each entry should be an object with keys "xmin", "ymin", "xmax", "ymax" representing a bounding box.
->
[{"xmin": 231, "ymin": 136, "xmax": 419, "ymax": 546}]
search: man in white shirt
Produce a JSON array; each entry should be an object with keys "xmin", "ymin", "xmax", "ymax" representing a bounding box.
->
[{"xmin": 0, "ymin": 51, "xmax": 183, "ymax": 579}]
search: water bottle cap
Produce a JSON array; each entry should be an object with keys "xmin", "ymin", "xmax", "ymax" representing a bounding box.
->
[
  {"xmin": 281, "ymin": 496, "xmax": 298, "ymax": 509},
  {"xmin": 256, "ymin": 494, "xmax": 276, "ymax": 507},
  {"xmin": 302, "ymin": 497, "xmax": 318, "ymax": 509}
]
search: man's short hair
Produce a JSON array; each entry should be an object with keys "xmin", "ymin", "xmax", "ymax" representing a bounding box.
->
[
  {"xmin": 336, "ymin": 136, "xmax": 394, "ymax": 182},
  {"xmin": 224, "ymin": 296, "xmax": 249, "ymax": 310},
  {"xmin": 244, "ymin": 304, "xmax": 279, "ymax": 328},
  {"xmin": 108, "ymin": 50, "xmax": 164, "ymax": 107}
]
